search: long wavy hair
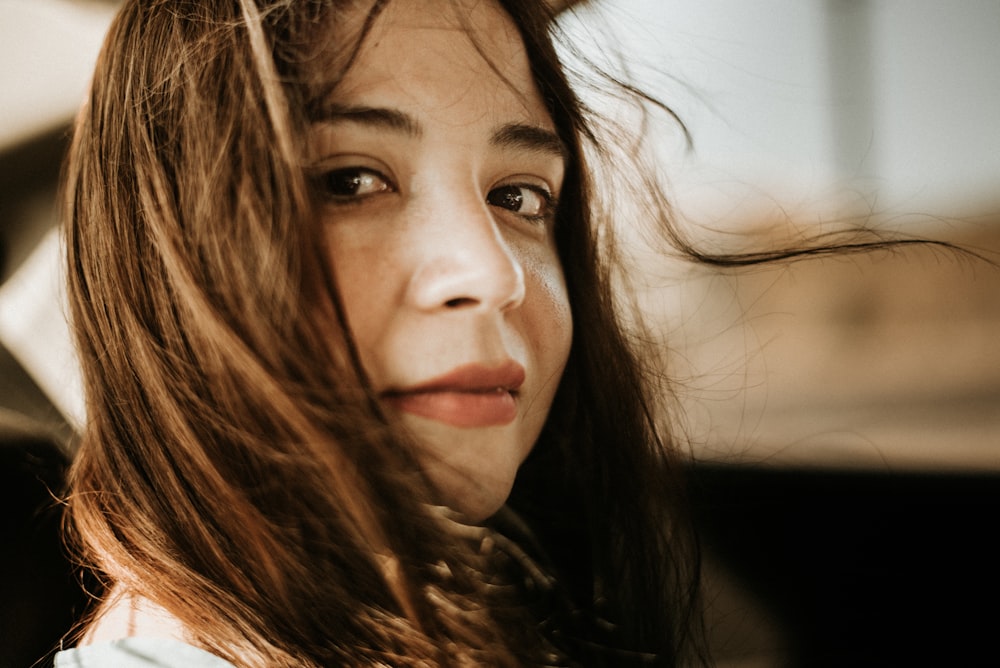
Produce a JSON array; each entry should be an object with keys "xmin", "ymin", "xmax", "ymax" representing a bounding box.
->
[{"xmin": 63, "ymin": 0, "xmax": 708, "ymax": 665}]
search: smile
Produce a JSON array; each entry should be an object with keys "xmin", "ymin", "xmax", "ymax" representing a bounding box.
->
[{"xmin": 382, "ymin": 362, "xmax": 525, "ymax": 428}]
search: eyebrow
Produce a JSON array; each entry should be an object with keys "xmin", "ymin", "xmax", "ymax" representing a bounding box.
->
[
  {"xmin": 311, "ymin": 104, "xmax": 567, "ymax": 160},
  {"xmin": 310, "ymin": 104, "xmax": 422, "ymax": 137},
  {"xmin": 490, "ymin": 122, "xmax": 568, "ymax": 161}
]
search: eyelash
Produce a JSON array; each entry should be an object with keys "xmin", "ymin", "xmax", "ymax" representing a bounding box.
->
[{"xmin": 314, "ymin": 167, "xmax": 558, "ymax": 224}]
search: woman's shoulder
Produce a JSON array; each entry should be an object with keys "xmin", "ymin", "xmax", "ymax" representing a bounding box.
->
[
  {"xmin": 54, "ymin": 637, "xmax": 236, "ymax": 668},
  {"xmin": 58, "ymin": 586, "xmax": 234, "ymax": 667}
]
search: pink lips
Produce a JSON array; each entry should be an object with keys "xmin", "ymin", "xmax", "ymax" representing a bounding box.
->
[{"xmin": 382, "ymin": 361, "xmax": 525, "ymax": 428}]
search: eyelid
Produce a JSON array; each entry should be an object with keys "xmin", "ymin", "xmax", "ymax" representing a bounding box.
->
[
  {"xmin": 493, "ymin": 173, "xmax": 556, "ymax": 197},
  {"xmin": 310, "ymin": 153, "xmax": 395, "ymax": 180}
]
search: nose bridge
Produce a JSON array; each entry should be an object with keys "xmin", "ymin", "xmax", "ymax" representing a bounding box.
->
[{"xmin": 407, "ymin": 187, "xmax": 526, "ymax": 313}]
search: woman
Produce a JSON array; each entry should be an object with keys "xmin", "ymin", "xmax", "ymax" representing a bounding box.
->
[{"xmin": 57, "ymin": 0, "xmax": 705, "ymax": 665}]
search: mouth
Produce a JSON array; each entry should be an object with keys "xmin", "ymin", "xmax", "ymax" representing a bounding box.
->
[{"xmin": 381, "ymin": 361, "xmax": 525, "ymax": 428}]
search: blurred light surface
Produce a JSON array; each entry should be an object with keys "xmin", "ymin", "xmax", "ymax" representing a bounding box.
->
[
  {"xmin": 0, "ymin": 0, "xmax": 116, "ymax": 151},
  {"xmin": 560, "ymin": 0, "xmax": 1000, "ymax": 221}
]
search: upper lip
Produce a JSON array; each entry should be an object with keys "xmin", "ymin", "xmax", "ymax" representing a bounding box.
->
[{"xmin": 384, "ymin": 361, "xmax": 526, "ymax": 395}]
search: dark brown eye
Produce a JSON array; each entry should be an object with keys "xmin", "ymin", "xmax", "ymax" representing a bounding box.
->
[
  {"xmin": 319, "ymin": 168, "xmax": 393, "ymax": 200},
  {"xmin": 486, "ymin": 184, "xmax": 552, "ymax": 220}
]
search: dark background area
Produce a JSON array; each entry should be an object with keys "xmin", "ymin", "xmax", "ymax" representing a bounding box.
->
[{"xmin": 689, "ymin": 462, "xmax": 1000, "ymax": 667}]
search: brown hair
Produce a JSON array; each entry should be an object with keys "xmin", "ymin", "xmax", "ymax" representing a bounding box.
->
[{"xmin": 63, "ymin": 0, "xmax": 706, "ymax": 665}]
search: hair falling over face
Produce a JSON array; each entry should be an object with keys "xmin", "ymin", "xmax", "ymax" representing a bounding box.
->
[{"xmin": 61, "ymin": 0, "xmax": 710, "ymax": 666}]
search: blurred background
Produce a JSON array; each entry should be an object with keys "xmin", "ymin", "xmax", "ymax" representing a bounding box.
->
[
  {"xmin": 557, "ymin": 0, "xmax": 1000, "ymax": 470},
  {"xmin": 1, "ymin": 1, "xmax": 998, "ymax": 667}
]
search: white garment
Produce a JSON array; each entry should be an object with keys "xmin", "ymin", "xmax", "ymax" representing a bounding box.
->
[{"xmin": 54, "ymin": 637, "xmax": 236, "ymax": 668}]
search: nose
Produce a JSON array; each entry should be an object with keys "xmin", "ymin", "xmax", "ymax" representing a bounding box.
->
[{"xmin": 405, "ymin": 198, "xmax": 526, "ymax": 314}]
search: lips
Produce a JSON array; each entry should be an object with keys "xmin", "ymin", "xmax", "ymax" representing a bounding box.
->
[{"xmin": 381, "ymin": 361, "xmax": 525, "ymax": 428}]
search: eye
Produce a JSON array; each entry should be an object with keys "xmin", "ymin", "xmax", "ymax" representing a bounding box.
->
[
  {"xmin": 486, "ymin": 183, "xmax": 555, "ymax": 222},
  {"xmin": 316, "ymin": 167, "xmax": 394, "ymax": 202}
]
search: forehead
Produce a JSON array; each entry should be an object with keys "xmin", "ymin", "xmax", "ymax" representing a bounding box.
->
[{"xmin": 323, "ymin": 0, "xmax": 551, "ymax": 127}]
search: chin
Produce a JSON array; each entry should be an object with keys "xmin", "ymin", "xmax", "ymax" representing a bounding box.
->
[
  {"xmin": 458, "ymin": 489, "xmax": 512, "ymax": 524},
  {"xmin": 396, "ymin": 414, "xmax": 539, "ymax": 522},
  {"xmin": 427, "ymin": 460, "xmax": 517, "ymax": 523},
  {"xmin": 416, "ymin": 445, "xmax": 522, "ymax": 522}
]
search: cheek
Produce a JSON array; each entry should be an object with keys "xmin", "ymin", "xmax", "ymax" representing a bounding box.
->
[
  {"xmin": 522, "ymin": 247, "xmax": 573, "ymax": 379},
  {"xmin": 323, "ymin": 227, "xmax": 397, "ymax": 365}
]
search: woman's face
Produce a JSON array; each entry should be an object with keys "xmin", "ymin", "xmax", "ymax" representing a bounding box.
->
[{"xmin": 311, "ymin": 0, "xmax": 572, "ymax": 520}]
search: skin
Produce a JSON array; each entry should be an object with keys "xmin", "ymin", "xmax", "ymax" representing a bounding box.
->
[{"xmin": 312, "ymin": 0, "xmax": 573, "ymax": 521}]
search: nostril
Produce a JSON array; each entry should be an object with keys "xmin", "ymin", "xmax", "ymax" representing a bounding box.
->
[{"xmin": 444, "ymin": 296, "xmax": 478, "ymax": 308}]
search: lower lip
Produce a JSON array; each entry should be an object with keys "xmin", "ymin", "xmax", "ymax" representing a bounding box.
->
[{"xmin": 384, "ymin": 390, "xmax": 517, "ymax": 428}]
